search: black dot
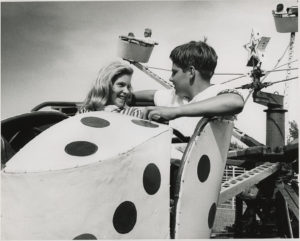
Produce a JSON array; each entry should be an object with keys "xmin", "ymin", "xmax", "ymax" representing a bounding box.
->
[
  {"xmin": 73, "ymin": 233, "xmax": 97, "ymax": 240},
  {"xmin": 81, "ymin": 117, "xmax": 110, "ymax": 128},
  {"xmin": 197, "ymin": 155, "xmax": 210, "ymax": 182},
  {"xmin": 208, "ymin": 203, "xmax": 217, "ymax": 229},
  {"xmin": 131, "ymin": 119, "xmax": 159, "ymax": 128},
  {"xmin": 65, "ymin": 141, "xmax": 98, "ymax": 156},
  {"xmin": 143, "ymin": 163, "xmax": 161, "ymax": 195},
  {"xmin": 113, "ymin": 201, "xmax": 137, "ymax": 234}
]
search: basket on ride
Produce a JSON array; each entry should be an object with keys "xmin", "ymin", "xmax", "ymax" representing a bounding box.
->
[
  {"xmin": 117, "ymin": 35, "xmax": 158, "ymax": 63},
  {"xmin": 272, "ymin": 7, "xmax": 298, "ymax": 33}
]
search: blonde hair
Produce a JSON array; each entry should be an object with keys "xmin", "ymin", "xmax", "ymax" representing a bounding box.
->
[{"xmin": 81, "ymin": 61, "xmax": 133, "ymax": 112}]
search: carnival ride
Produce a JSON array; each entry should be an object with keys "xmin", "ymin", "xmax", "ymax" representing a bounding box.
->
[
  {"xmin": 1, "ymin": 4, "xmax": 298, "ymax": 239},
  {"xmin": 116, "ymin": 6, "xmax": 299, "ymax": 237}
]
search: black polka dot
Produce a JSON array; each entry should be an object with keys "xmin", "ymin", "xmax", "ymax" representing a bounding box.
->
[
  {"xmin": 73, "ymin": 233, "xmax": 97, "ymax": 240},
  {"xmin": 197, "ymin": 155, "xmax": 210, "ymax": 182},
  {"xmin": 113, "ymin": 201, "xmax": 137, "ymax": 234},
  {"xmin": 208, "ymin": 203, "xmax": 217, "ymax": 229},
  {"xmin": 131, "ymin": 119, "xmax": 159, "ymax": 128},
  {"xmin": 65, "ymin": 141, "xmax": 98, "ymax": 156},
  {"xmin": 143, "ymin": 163, "xmax": 161, "ymax": 195},
  {"xmin": 81, "ymin": 117, "xmax": 110, "ymax": 128}
]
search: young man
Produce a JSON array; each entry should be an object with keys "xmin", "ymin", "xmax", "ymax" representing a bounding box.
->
[{"xmin": 133, "ymin": 40, "xmax": 245, "ymax": 137}]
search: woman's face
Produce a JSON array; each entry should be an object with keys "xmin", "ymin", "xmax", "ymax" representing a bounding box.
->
[{"xmin": 109, "ymin": 74, "xmax": 132, "ymax": 108}]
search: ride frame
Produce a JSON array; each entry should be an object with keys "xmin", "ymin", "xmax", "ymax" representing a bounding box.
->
[{"xmin": 225, "ymin": 63, "xmax": 298, "ymax": 238}]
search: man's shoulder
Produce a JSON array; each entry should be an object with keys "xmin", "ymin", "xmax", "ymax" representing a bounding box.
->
[
  {"xmin": 192, "ymin": 84, "xmax": 246, "ymax": 102},
  {"xmin": 192, "ymin": 84, "xmax": 225, "ymax": 102},
  {"xmin": 154, "ymin": 89, "xmax": 186, "ymax": 106}
]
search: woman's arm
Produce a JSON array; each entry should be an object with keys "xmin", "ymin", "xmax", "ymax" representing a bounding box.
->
[{"xmin": 144, "ymin": 93, "xmax": 244, "ymax": 121}]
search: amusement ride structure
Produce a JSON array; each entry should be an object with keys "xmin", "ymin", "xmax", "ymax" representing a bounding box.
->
[
  {"xmin": 117, "ymin": 4, "xmax": 299, "ymax": 237},
  {"xmin": 1, "ymin": 3, "xmax": 298, "ymax": 239}
]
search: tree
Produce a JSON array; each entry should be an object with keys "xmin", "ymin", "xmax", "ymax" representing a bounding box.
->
[{"xmin": 287, "ymin": 120, "xmax": 298, "ymax": 143}]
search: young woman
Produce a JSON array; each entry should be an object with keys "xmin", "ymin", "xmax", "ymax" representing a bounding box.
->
[{"xmin": 78, "ymin": 61, "xmax": 142, "ymax": 118}]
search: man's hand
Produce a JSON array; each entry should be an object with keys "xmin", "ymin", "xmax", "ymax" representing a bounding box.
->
[{"xmin": 143, "ymin": 106, "xmax": 178, "ymax": 121}]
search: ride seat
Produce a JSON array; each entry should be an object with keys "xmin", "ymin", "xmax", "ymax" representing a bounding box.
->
[
  {"xmin": 1, "ymin": 111, "xmax": 68, "ymax": 165},
  {"xmin": 171, "ymin": 116, "xmax": 234, "ymax": 239}
]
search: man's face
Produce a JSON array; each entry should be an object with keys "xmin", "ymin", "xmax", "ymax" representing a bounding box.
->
[{"xmin": 169, "ymin": 63, "xmax": 191, "ymax": 98}]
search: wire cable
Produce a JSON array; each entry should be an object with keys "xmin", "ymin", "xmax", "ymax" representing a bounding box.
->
[
  {"xmin": 146, "ymin": 65, "xmax": 246, "ymax": 76},
  {"xmin": 265, "ymin": 67, "xmax": 298, "ymax": 73},
  {"xmin": 268, "ymin": 76, "xmax": 298, "ymax": 86},
  {"xmin": 220, "ymin": 74, "xmax": 248, "ymax": 84},
  {"xmin": 273, "ymin": 59, "xmax": 298, "ymax": 70},
  {"xmin": 261, "ymin": 42, "xmax": 291, "ymax": 83}
]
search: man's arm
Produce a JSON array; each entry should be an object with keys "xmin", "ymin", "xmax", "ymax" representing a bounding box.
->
[
  {"xmin": 144, "ymin": 93, "xmax": 244, "ymax": 120},
  {"xmin": 130, "ymin": 90, "xmax": 156, "ymax": 106}
]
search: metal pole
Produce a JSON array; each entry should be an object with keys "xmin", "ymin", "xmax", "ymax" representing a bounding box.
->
[
  {"xmin": 234, "ymin": 195, "xmax": 243, "ymax": 233},
  {"xmin": 264, "ymin": 107, "xmax": 287, "ymax": 148}
]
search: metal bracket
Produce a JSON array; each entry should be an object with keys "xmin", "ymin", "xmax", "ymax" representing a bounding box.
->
[
  {"xmin": 129, "ymin": 61, "xmax": 174, "ymax": 89},
  {"xmin": 253, "ymin": 91, "xmax": 284, "ymax": 108}
]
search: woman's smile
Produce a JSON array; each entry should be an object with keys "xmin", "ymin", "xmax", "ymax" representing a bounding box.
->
[{"xmin": 109, "ymin": 74, "xmax": 132, "ymax": 108}]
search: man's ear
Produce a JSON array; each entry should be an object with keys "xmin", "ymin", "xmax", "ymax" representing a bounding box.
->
[
  {"xmin": 189, "ymin": 66, "xmax": 196, "ymax": 78},
  {"xmin": 188, "ymin": 66, "xmax": 196, "ymax": 85}
]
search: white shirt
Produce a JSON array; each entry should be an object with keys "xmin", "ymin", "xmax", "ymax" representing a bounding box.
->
[{"xmin": 154, "ymin": 84, "xmax": 245, "ymax": 137}]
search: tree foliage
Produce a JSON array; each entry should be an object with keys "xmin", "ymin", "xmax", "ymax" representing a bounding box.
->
[{"xmin": 288, "ymin": 120, "xmax": 298, "ymax": 143}]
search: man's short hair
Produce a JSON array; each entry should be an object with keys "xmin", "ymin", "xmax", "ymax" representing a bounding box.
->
[{"xmin": 170, "ymin": 41, "xmax": 218, "ymax": 81}]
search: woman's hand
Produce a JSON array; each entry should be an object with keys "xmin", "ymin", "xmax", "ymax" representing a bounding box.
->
[
  {"xmin": 104, "ymin": 105, "xmax": 122, "ymax": 112},
  {"xmin": 143, "ymin": 106, "xmax": 178, "ymax": 121}
]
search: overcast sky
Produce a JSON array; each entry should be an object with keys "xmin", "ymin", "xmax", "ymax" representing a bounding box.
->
[{"xmin": 1, "ymin": 0, "xmax": 299, "ymax": 143}]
